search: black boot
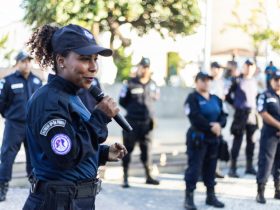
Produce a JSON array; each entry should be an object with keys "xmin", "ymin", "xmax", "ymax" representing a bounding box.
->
[
  {"xmin": 215, "ymin": 171, "xmax": 224, "ymax": 179},
  {"xmin": 184, "ymin": 189, "xmax": 197, "ymax": 210},
  {"xmin": 206, "ymin": 188, "xmax": 225, "ymax": 208},
  {"xmin": 122, "ymin": 167, "xmax": 130, "ymax": 188},
  {"xmin": 256, "ymin": 183, "xmax": 266, "ymax": 204},
  {"xmin": 228, "ymin": 160, "xmax": 239, "ymax": 178},
  {"xmin": 274, "ymin": 181, "xmax": 280, "ymax": 200},
  {"xmin": 0, "ymin": 182, "xmax": 8, "ymax": 202},
  {"xmin": 245, "ymin": 159, "xmax": 257, "ymax": 175},
  {"xmin": 144, "ymin": 165, "xmax": 160, "ymax": 185}
]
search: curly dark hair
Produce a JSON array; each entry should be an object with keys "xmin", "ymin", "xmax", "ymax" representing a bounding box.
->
[{"xmin": 27, "ymin": 24, "xmax": 59, "ymax": 71}]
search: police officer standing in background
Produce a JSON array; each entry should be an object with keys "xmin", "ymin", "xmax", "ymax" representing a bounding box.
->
[
  {"xmin": 226, "ymin": 60, "xmax": 258, "ymax": 178},
  {"xmin": 184, "ymin": 72, "xmax": 227, "ymax": 210},
  {"xmin": 0, "ymin": 51, "xmax": 42, "ymax": 201},
  {"xmin": 256, "ymin": 71, "xmax": 280, "ymax": 204},
  {"xmin": 119, "ymin": 57, "xmax": 160, "ymax": 188},
  {"xmin": 265, "ymin": 61, "xmax": 277, "ymax": 89}
]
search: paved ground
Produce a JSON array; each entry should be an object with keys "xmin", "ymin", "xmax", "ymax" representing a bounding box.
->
[{"xmin": 0, "ymin": 173, "xmax": 279, "ymax": 210}]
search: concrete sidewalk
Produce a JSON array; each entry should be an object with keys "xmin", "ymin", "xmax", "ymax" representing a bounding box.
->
[{"xmin": 0, "ymin": 173, "xmax": 279, "ymax": 210}]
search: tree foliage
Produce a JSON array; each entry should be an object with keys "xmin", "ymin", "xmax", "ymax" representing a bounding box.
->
[
  {"xmin": 22, "ymin": 0, "xmax": 201, "ymax": 79},
  {"xmin": 228, "ymin": 0, "xmax": 280, "ymax": 61}
]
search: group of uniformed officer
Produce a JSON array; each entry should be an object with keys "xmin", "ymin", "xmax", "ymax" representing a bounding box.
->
[
  {"xmin": 183, "ymin": 60, "xmax": 280, "ymax": 210},
  {"xmin": 0, "ymin": 35, "xmax": 279, "ymax": 209}
]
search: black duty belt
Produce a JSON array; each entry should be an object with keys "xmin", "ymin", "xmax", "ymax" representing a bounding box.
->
[{"xmin": 31, "ymin": 178, "xmax": 102, "ymax": 198}]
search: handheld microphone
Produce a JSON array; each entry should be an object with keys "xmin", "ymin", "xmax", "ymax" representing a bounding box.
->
[{"xmin": 88, "ymin": 85, "xmax": 133, "ymax": 132}]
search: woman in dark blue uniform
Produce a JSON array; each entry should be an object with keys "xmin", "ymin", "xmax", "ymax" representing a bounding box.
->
[
  {"xmin": 256, "ymin": 71, "xmax": 280, "ymax": 204},
  {"xmin": 23, "ymin": 24, "xmax": 127, "ymax": 210},
  {"xmin": 184, "ymin": 72, "xmax": 227, "ymax": 210}
]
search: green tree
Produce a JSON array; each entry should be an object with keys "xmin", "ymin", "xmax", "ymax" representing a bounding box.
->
[
  {"xmin": 0, "ymin": 34, "xmax": 8, "ymax": 49},
  {"xmin": 22, "ymin": 0, "xmax": 201, "ymax": 80},
  {"xmin": 228, "ymin": 0, "xmax": 280, "ymax": 63},
  {"xmin": 0, "ymin": 34, "xmax": 15, "ymax": 65}
]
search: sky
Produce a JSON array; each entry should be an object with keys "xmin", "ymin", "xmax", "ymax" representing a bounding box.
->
[{"xmin": 0, "ymin": 0, "xmax": 24, "ymax": 28}]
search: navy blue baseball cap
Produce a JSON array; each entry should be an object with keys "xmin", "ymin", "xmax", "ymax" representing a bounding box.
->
[
  {"xmin": 51, "ymin": 24, "xmax": 112, "ymax": 56},
  {"xmin": 139, "ymin": 57, "xmax": 150, "ymax": 67},
  {"xmin": 245, "ymin": 59, "xmax": 253, "ymax": 66},
  {"xmin": 272, "ymin": 71, "xmax": 280, "ymax": 79},
  {"xmin": 195, "ymin": 72, "xmax": 213, "ymax": 81},
  {"xmin": 15, "ymin": 51, "xmax": 32, "ymax": 62},
  {"xmin": 211, "ymin": 61, "xmax": 221, "ymax": 69}
]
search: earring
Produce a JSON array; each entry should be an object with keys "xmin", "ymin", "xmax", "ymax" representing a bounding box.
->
[{"xmin": 60, "ymin": 65, "xmax": 64, "ymax": 69}]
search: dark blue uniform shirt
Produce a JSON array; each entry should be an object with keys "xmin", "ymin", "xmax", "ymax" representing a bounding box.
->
[
  {"xmin": 26, "ymin": 75, "xmax": 111, "ymax": 182},
  {"xmin": 78, "ymin": 78, "xmax": 101, "ymax": 113},
  {"xmin": 0, "ymin": 71, "xmax": 42, "ymax": 122},
  {"xmin": 257, "ymin": 89, "xmax": 280, "ymax": 139},
  {"xmin": 119, "ymin": 77, "xmax": 159, "ymax": 120},
  {"xmin": 184, "ymin": 91, "xmax": 227, "ymax": 137}
]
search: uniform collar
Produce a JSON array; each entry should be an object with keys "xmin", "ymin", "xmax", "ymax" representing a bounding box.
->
[
  {"xmin": 48, "ymin": 74, "xmax": 80, "ymax": 95},
  {"xmin": 15, "ymin": 70, "xmax": 33, "ymax": 79},
  {"xmin": 135, "ymin": 76, "xmax": 151, "ymax": 85},
  {"xmin": 268, "ymin": 88, "xmax": 280, "ymax": 98}
]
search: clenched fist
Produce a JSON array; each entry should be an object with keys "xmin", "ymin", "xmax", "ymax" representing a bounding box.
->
[{"xmin": 96, "ymin": 96, "xmax": 120, "ymax": 118}]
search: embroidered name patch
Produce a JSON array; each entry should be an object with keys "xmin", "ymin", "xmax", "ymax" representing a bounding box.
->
[
  {"xmin": 131, "ymin": 88, "xmax": 144, "ymax": 94},
  {"xmin": 40, "ymin": 119, "xmax": 66, "ymax": 136},
  {"xmin": 266, "ymin": 98, "xmax": 277, "ymax": 103},
  {"xmin": 51, "ymin": 134, "xmax": 71, "ymax": 155},
  {"xmin": 11, "ymin": 83, "xmax": 23, "ymax": 89}
]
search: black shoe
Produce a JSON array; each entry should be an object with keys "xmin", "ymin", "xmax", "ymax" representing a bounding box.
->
[
  {"xmin": 274, "ymin": 181, "xmax": 280, "ymax": 200},
  {"xmin": 256, "ymin": 183, "xmax": 266, "ymax": 204},
  {"xmin": 206, "ymin": 188, "xmax": 225, "ymax": 208},
  {"xmin": 146, "ymin": 177, "xmax": 160, "ymax": 185},
  {"xmin": 143, "ymin": 164, "xmax": 160, "ymax": 185},
  {"xmin": 228, "ymin": 160, "xmax": 239, "ymax": 178},
  {"xmin": 0, "ymin": 182, "xmax": 8, "ymax": 202},
  {"xmin": 245, "ymin": 168, "xmax": 257, "ymax": 175},
  {"xmin": 215, "ymin": 171, "xmax": 224, "ymax": 179},
  {"xmin": 228, "ymin": 168, "xmax": 239, "ymax": 178},
  {"xmin": 122, "ymin": 167, "xmax": 130, "ymax": 188},
  {"xmin": 184, "ymin": 190, "xmax": 197, "ymax": 210},
  {"xmin": 122, "ymin": 178, "xmax": 130, "ymax": 188},
  {"xmin": 245, "ymin": 160, "xmax": 257, "ymax": 175},
  {"xmin": 122, "ymin": 181, "xmax": 130, "ymax": 188}
]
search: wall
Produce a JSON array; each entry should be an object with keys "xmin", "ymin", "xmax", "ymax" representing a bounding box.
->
[{"xmin": 103, "ymin": 83, "xmax": 192, "ymax": 118}]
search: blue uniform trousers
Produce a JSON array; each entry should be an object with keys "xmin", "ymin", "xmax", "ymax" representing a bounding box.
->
[
  {"xmin": 23, "ymin": 192, "xmax": 96, "ymax": 210},
  {"xmin": 0, "ymin": 120, "xmax": 32, "ymax": 182},
  {"xmin": 257, "ymin": 135, "xmax": 280, "ymax": 184},
  {"xmin": 185, "ymin": 133, "xmax": 219, "ymax": 191}
]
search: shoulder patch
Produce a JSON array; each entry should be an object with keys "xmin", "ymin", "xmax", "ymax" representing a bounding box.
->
[
  {"xmin": 33, "ymin": 77, "xmax": 41, "ymax": 85},
  {"xmin": 0, "ymin": 79, "xmax": 5, "ymax": 90},
  {"xmin": 40, "ymin": 119, "xmax": 66, "ymax": 136},
  {"xmin": 51, "ymin": 134, "xmax": 71, "ymax": 155},
  {"xmin": 184, "ymin": 103, "xmax": 190, "ymax": 115},
  {"xmin": 120, "ymin": 84, "xmax": 128, "ymax": 98}
]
